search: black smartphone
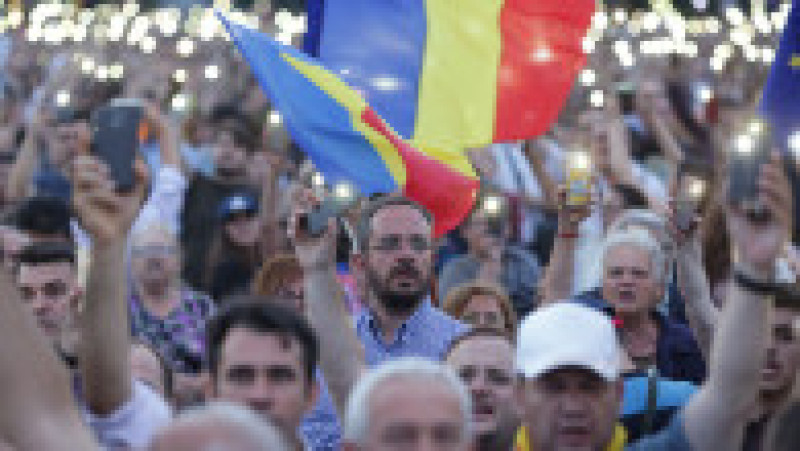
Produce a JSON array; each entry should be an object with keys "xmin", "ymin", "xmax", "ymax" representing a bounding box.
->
[
  {"xmin": 617, "ymin": 83, "xmax": 636, "ymax": 115},
  {"xmin": 299, "ymin": 182, "xmax": 360, "ymax": 237},
  {"xmin": 90, "ymin": 100, "xmax": 143, "ymax": 192},
  {"xmin": 728, "ymin": 127, "xmax": 772, "ymax": 222}
]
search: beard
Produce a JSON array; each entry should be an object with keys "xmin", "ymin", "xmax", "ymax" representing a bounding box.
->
[{"xmin": 367, "ymin": 262, "xmax": 430, "ymax": 316}]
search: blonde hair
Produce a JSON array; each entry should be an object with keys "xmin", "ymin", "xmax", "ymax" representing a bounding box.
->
[{"xmin": 443, "ymin": 281, "xmax": 517, "ymax": 336}]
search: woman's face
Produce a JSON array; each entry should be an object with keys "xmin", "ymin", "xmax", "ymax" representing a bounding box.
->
[
  {"xmin": 224, "ymin": 213, "xmax": 261, "ymax": 247},
  {"xmin": 461, "ymin": 294, "xmax": 506, "ymax": 331},
  {"xmin": 601, "ymin": 245, "xmax": 662, "ymax": 315}
]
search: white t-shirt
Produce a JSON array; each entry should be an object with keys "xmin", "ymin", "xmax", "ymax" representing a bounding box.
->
[{"xmin": 81, "ymin": 380, "xmax": 172, "ymax": 450}]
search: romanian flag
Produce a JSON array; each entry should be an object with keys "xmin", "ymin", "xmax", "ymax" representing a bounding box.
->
[
  {"xmin": 217, "ymin": 13, "xmax": 479, "ymax": 237},
  {"xmin": 305, "ymin": 0, "xmax": 595, "ymax": 149}
]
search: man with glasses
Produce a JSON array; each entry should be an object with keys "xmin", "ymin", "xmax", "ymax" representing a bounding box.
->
[{"xmin": 292, "ymin": 195, "xmax": 467, "ymax": 424}]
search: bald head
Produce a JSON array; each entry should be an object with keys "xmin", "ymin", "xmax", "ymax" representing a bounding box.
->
[{"xmin": 148, "ymin": 403, "xmax": 289, "ymax": 451}]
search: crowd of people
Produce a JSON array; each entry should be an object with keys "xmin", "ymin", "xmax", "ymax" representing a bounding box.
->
[{"xmin": 0, "ymin": 1, "xmax": 799, "ymax": 450}]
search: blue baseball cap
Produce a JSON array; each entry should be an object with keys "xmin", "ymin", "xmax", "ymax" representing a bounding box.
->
[{"xmin": 218, "ymin": 193, "xmax": 259, "ymax": 221}]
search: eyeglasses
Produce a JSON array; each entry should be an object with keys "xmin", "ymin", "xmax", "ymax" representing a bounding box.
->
[{"xmin": 369, "ymin": 234, "xmax": 431, "ymax": 253}]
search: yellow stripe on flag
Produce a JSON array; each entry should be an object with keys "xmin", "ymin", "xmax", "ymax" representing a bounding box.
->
[
  {"xmin": 282, "ymin": 53, "xmax": 407, "ymax": 186},
  {"xmin": 283, "ymin": 52, "xmax": 478, "ymax": 181},
  {"xmin": 791, "ymin": 54, "xmax": 800, "ymax": 67},
  {"xmin": 413, "ymin": 0, "xmax": 504, "ymax": 150}
]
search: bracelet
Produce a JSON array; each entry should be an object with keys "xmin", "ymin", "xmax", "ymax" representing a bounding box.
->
[
  {"xmin": 732, "ymin": 267, "xmax": 779, "ymax": 295},
  {"xmin": 557, "ymin": 232, "xmax": 579, "ymax": 239}
]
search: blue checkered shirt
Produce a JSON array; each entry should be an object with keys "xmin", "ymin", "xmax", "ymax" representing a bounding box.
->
[{"xmin": 299, "ymin": 299, "xmax": 467, "ymax": 450}]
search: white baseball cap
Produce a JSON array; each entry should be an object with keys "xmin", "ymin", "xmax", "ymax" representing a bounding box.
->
[{"xmin": 516, "ymin": 303, "xmax": 622, "ymax": 381}]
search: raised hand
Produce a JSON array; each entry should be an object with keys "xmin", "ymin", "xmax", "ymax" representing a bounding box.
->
[
  {"xmin": 288, "ymin": 187, "xmax": 338, "ymax": 273},
  {"xmin": 555, "ymin": 184, "xmax": 593, "ymax": 235},
  {"xmin": 70, "ymin": 156, "xmax": 149, "ymax": 246},
  {"xmin": 727, "ymin": 151, "xmax": 793, "ymax": 275}
]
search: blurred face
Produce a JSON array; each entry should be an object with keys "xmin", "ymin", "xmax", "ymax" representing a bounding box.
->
[
  {"xmin": 760, "ymin": 308, "xmax": 800, "ymax": 394},
  {"xmin": 51, "ymin": 121, "xmax": 90, "ymax": 171},
  {"xmin": 447, "ymin": 336, "xmax": 515, "ymax": 437},
  {"xmin": 211, "ymin": 327, "xmax": 316, "ymax": 440},
  {"xmin": 601, "ymin": 245, "xmax": 661, "ymax": 315},
  {"xmin": 461, "ymin": 295, "xmax": 505, "ymax": 331},
  {"xmin": 213, "ymin": 131, "xmax": 249, "ymax": 178},
  {"xmin": 363, "ymin": 205, "xmax": 433, "ymax": 317},
  {"xmin": 354, "ymin": 377, "xmax": 470, "ymax": 451},
  {"xmin": 131, "ymin": 343, "xmax": 166, "ymax": 397},
  {"xmin": 517, "ymin": 369, "xmax": 622, "ymax": 451},
  {"xmin": 224, "ymin": 213, "xmax": 262, "ymax": 247},
  {"xmin": 131, "ymin": 228, "xmax": 181, "ymax": 291},
  {"xmin": 464, "ymin": 215, "xmax": 504, "ymax": 258},
  {"xmin": 17, "ymin": 262, "xmax": 78, "ymax": 342}
]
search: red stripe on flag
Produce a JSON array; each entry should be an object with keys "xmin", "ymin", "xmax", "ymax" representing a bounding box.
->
[
  {"xmin": 360, "ymin": 107, "xmax": 479, "ymax": 237},
  {"xmin": 494, "ymin": 0, "xmax": 594, "ymax": 141}
]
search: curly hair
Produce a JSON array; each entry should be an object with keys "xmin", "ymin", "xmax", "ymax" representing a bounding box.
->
[{"xmin": 251, "ymin": 253, "xmax": 303, "ymax": 297}]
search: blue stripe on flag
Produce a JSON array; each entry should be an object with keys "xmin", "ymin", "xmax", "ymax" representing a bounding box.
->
[{"xmin": 318, "ymin": 0, "xmax": 426, "ymax": 140}]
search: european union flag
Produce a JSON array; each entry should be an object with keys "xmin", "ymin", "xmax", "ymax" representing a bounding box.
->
[
  {"xmin": 760, "ymin": 0, "xmax": 800, "ymax": 241},
  {"xmin": 761, "ymin": 0, "xmax": 800, "ymax": 148}
]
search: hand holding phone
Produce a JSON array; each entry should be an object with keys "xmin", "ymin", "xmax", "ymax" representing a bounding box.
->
[
  {"xmin": 566, "ymin": 149, "xmax": 592, "ymax": 207},
  {"xmin": 90, "ymin": 99, "xmax": 144, "ymax": 192},
  {"xmin": 299, "ymin": 181, "xmax": 360, "ymax": 237},
  {"xmin": 728, "ymin": 120, "xmax": 773, "ymax": 222}
]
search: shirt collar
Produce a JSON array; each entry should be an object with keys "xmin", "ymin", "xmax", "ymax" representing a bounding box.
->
[{"xmin": 364, "ymin": 297, "xmax": 433, "ymax": 346}]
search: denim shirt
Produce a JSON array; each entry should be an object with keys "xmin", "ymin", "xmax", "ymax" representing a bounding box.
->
[
  {"xmin": 299, "ymin": 370, "xmax": 341, "ymax": 450},
  {"xmin": 573, "ymin": 293, "xmax": 707, "ymax": 384},
  {"xmin": 300, "ymin": 299, "xmax": 466, "ymax": 450},
  {"xmin": 356, "ymin": 298, "xmax": 469, "ymax": 366}
]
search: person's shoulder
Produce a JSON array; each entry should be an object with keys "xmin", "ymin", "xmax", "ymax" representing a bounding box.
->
[
  {"xmin": 657, "ymin": 314, "xmax": 702, "ymax": 350},
  {"xmin": 440, "ymin": 254, "xmax": 478, "ymax": 273}
]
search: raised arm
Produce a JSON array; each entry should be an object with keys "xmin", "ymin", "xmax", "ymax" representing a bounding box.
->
[
  {"xmin": 7, "ymin": 113, "xmax": 44, "ymax": 200},
  {"xmin": 0, "ymin": 265, "xmax": 98, "ymax": 450},
  {"xmin": 667, "ymin": 204, "xmax": 718, "ymax": 360},
  {"xmin": 540, "ymin": 189, "xmax": 591, "ymax": 304},
  {"xmin": 291, "ymin": 191, "xmax": 365, "ymax": 420},
  {"xmin": 72, "ymin": 155, "xmax": 149, "ymax": 415},
  {"xmin": 683, "ymin": 151, "xmax": 792, "ymax": 450}
]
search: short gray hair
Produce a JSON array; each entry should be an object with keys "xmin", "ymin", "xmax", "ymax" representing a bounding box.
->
[
  {"xmin": 609, "ymin": 209, "xmax": 672, "ymax": 254},
  {"xmin": 343, "ymin": 357, "xmax": 472, "ymax": 445},
  {"xmin": 149, "ymin": 402, "xmax": 289, "ymax": 450},
  {"xmin": 600, "ymin": 228, "xmax": 665, "ymax": 283}
]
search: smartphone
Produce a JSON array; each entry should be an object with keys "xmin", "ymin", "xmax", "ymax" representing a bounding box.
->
[
  {"xmin": 90, "ymin": 100, "xmax": 144, "ymax": 192},
  {"xmin": 676, "ymin": 174, "xmax": 707, "ymax": 232},
  {"xmin": 299, "ymin": 182, "xmax": 360, "ymax": 237},
  {"xmin": 479, "ymin": 194, "xmax": 505, "ymax": 238},
  {"xmin": 728, "ymin": 127, "xmax": 772, "ymax": 222},
  {"xmin": 617, "ymin": 83, "xmax": 636, "ymax": 115},
  {"xmin": 566, "ymin": 150, "xmax": 592, "ymax": 207}
]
